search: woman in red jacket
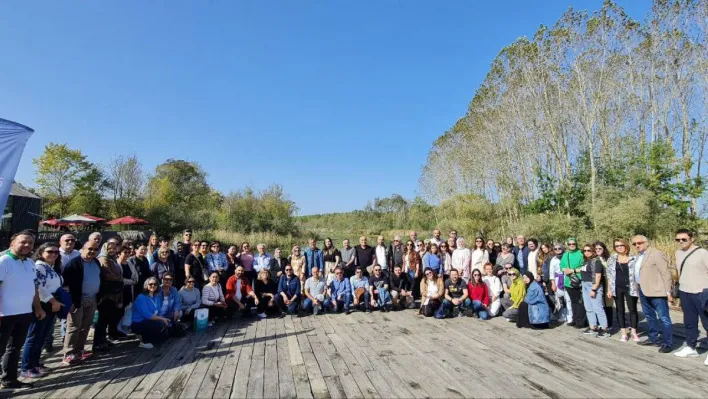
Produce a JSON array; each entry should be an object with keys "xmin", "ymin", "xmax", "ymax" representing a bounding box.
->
[{"xmin": 467, "ymin": 269, "xmax": 490, "ymax": 320}]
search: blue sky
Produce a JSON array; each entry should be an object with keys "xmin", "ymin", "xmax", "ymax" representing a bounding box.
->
[{"xmin": 1, "ymin": 1, "xmax": 650, "ymax": 215}]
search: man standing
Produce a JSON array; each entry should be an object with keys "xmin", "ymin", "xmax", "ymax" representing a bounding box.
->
[
  {"xmin": 303, "ymin": 267, "xmax": 328, "ymax": 315},
  {"xmin": 269, "ymin": 248, "xmax": 288, "ymax": 280},
  {"xmin": 430, "ymin": 229, "xmax": 443, "ymax": 246},
  {"xmin": 443, "ymin": 269, "xmax": 470, "ymax": 318},
  {"xmin": 375, "ymin": 236, "xmax": 391, "ymax": 275},
  {"xmin": 368, "ymin": 265, "xmax": 392, "ymax": 312},
  {"xmin": 340, "ymin": 239, "xmax": 356, "ymax": 278},
  {"xmin": 59, "ymin": 234, "xmax": 80, "ymax": 272},
  {"xmin": 513, "ymin": 235, "xmax": 530, "ymax": 275},
  {"xmin": 354, "ymin": 236, "xmax": 376, "ymax": 276},
  {"xmin": 175, "ymin": 229, "xmax": 193, "ymax": 259},
  {"xmin": 304, "ymin": 239, "xmax": 323, "ymax": 279},
  {"xmin": 328, "ymin": 267, "xmax": 352, "ymax": 314},
  {"xmin": 0, "ymin": 233, "xmax": 46, "ymax": 389},
  {"xmin": 633, "ymin": 235, "xmax": 674, "ymax": 353},
  {"xmin": 253, "ymin": 244, "xmax": 272, "ymax": 273},
  {"xmin": 409, "ymin": 231, "xmax": 418, "ymax": 247},
  {"xmin": 389, "ymin": 265, "xmax": 414, "ymax": 310},
  {"xmin": 276, "ymin": 265, "xmax": 301, "ymax": 316},
  {"xmin": 390, "ymin": 236, "xmax": 405, "ymax": 272},
  {"xmin": 673, "ymin": 229, "xmax": 708, "ymax": 362},
  {"xmin": 62, "ymin": 241, "xmax": 101, "ymax": 366}
]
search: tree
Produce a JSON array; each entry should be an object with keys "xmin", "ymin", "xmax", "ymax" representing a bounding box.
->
[
  {"xmin": 33, "ymin": 143, "xmax": 103, "ymax": 216},
  {"xmin": 106, "ymin": 154, "xmax": 144, "ymax": 217}
]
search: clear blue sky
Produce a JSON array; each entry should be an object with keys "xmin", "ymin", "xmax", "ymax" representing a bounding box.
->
[{"xmin": 1, "ymin": 1, "xmax": 649, "ymax": 215}]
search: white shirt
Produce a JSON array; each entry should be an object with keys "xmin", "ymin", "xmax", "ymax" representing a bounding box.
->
[
  {"xmin": 483, "ymin": 275, "xmax": 503, "ymax": 299},
  {"xmin": 549, "ymin": 257, "xmax": 562, "ymax": 288},
  {"xmin": 452, "ymin": 248, "xmax": 471, "ymax": 277},
  {"xmin": 635, "ymin": 251, "xmax": 645, "ymax": 285},
  {"xmin": 376, "ymin": 246, "xmax": 387, "ymax": 269},
  {"xmin": 0, "ymin": 253, "xmax": 37, "ymax": 316},
  {"xmin": 528, "ymin": 249, "xmax": 539, "ymax": 279},
  {"xmin": 430, "ymin": 237, "xmax": 443, "ymax": 246},
  {"xmin": 60, "ymin": 248, "xmax": 80, "ymax": 272},
  {"xmin": 471, "ymin": 249, "xmax": 489, "ymax": 271}
]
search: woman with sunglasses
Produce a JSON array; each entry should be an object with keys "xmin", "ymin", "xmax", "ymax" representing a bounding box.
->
[
  {"xmin": 118, "ymin": 245, "xmax": 139, "ymax": 336},
  {"xmin": 423, "ymin": 243, "xmax": 442, "ymax": 276},
  {"xmin": 560, "ymin": 237, "xmax": 586, "ymax": 328},
  {"xmin": 471, "ymin": 238, "xmax": 489, "ymax": 281},
  {"xmin": 152, "ymin": 248, "xmax": 176, "ymax": 283},
  {"xmin": 131, "ymin": 277, "xmax": 171, "ymax": 349},
  {"xmin": 606, "ymin": 238, "xmax": 639, "ymax": 342},
  {"xmin": 178, "ymin": 277, "xmax": 201, "ymax": 322},
  {"xmin": 593, "ymin": 241, "xmax": 614, "ymax": 332},
  {"xmin": 288, "ymin": 245, "xmax": 306, "ymax": 293},
  {"xmin": 549, "ymin": 244, "xmax": 572, "ymax": 325},
  {"xmin": 501, "ymin": 268, "xmax": 526, "ymax": 322},
  {"xmin": 467, "ymin": 268, "xmax": 489, "ymax": 319},
  {"xmin": 419, "ymin": 267, "xmax": 444, "ymax": 317},
  {"xmin": 439, "ymin": 242, "xmax": 453, "ymax": 280},
  {"xmin": 580, "ymin": 244, "xmax": 610, "ymax": 338},
  {"xmin": 206, "ymin": 241, "xmax": 228, "ymax": 286},
  {"xmin": 184, "ymin": 241, "xmax": 206, "ymax": 290},
  {"xmin": 158, "ymin": 272, "xmax": 181, "ymax": 325},
  {"xmin": 254, "ymin": 269, "xmax": 279, "ymax": 319},
  {"xmin": 20, "ymin": 243, "xmax": 63, "ymax": 378},
  {"xmin": 517, "ymin": 271, "xmax": 550, "ymax": 329},
  {"xmin": 403, "ymin": 240, "xmax": 422, "ymax": 299}
]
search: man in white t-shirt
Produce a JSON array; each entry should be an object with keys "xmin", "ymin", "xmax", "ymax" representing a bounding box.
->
[{"xmin": 0, "ymin": 232, "xmax": 46, "ymax": 389}]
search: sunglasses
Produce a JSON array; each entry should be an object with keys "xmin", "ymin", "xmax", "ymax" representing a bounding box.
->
[
  {"xmin": 45, "ymin": 250, "xmax": 60, "ymax": 254},
  {"xmin": 147, "ymin": 283, "xmax": 157, "ymax": 286},
  {"xmin": 631, "ymin": 241, "xmax": 645, "ymax": 246},
  {"xmin": 583, "ymin": 249, "xmax": 593, "ymax": 253},
  {"xmin": 285, "ymin": 268, "xmax": 293, "ymax": 271},
  {"xmin": 507, "ymin": 273, "xmax": 516, "ymax": 276},
  {"xmin": 554, "ymin": 247, "xmax": 563, "ymax": 250},
  {"xmin": 675, "ymin": 238, "xmax": 689, "ymax": 243},
  {"xmin": 186, "ymin": 280, "xmax": 195, "ymax": 283},
  {"xmin": 568, "ymin": 243, "xmax": 577, "ymax": 246},
  {"xmin": 87, "ymin": 248, "xmax": 99, "ymax": 252},
  {"xmin": 614, "ymin": 244, "xmax": 626, "ymax": 248},
  {"xmin": 64, "ymin": 239, "xmax": 76, "ymax": 243},
  {"xmin": 163, "ymin": 278, "xmax": 173, "ymax": 282}
]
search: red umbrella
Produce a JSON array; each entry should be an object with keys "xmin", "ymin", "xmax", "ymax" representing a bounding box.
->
[
  {"xmin": 106, "ymin": 216, "xmax": 149, "ymax": 225},
  {"xmin": 82, "ymin": 213, "xmax": 106, "ymax": 223},
  {"xmin": 42, "ymin": 218, "xmax": 69, "ymax": 227}
]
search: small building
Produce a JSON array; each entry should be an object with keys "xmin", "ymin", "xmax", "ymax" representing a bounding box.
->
[{"xmin": 0, "ymin": 182, "xmax": 42, "ymax": 249}]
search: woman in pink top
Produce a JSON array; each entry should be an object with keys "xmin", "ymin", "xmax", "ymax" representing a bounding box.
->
[{"xmin": 238, "ymin": 242, "xmax": 256, "ymax": 283}]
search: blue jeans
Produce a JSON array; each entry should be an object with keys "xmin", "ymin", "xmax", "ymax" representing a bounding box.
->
[
  {"xmin": 303, "ymin": 298, "xmax": 330, "ymax": 313},
  {"xmin": 21, "ymin": 312, "xmax": 55, "ymax": 372},
  {"xmin": 328, "ymin": 293, "xmax": 351, "ymax": 312},
  {"xmin": 472, "ymin": 300, "xmax": 489, "ymax": 320},
  {"xmin": 442, "ymin": 298, "xmax": 471, "ymax": 316},
  {"xmin": 373, "ymin": 288, "xmax": 391, "ymax": 309},
  {"xmin": 582, "ymin": 282, "xmax": 607, "ymax": 329},
  {"xmin": 679, "ymin": 290, "xmax": 708, "ymax": 349},
  {"xmin": 639, "ymin": 287, "xmax": 673, "ymax": 346},
  {"xmin": 276, "ymin": 296, "xmax": 300, "ymax": 314}
]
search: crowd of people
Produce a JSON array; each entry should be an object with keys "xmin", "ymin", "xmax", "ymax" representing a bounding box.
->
[{"xmin": 0, "ymin": 227, "xmax": 706, "ymax": 390}]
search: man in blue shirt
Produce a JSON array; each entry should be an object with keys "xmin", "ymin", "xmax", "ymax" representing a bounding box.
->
[
  {"xmin": 513, "ymin": 235, "xmax": 530, "ymax": 275},
  {"xmin": 328, "ymin": 266, "xmax": 352, "ymax": 314},
  {"xmin": 303, "ymin": 239, "xmax": 324, "ymax": 278},
  {"xmin": 253, "ymin": 244, "xmax": 273, "ymax": 273},
  {"xmin": 277, "ymin": 265, "xmax": 301, "ymax": 316}
]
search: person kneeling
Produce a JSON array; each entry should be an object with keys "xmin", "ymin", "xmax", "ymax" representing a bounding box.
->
[
  {"xmin": 369, "ymin": 265, "xmax": 392, "ymax": 312},
  {"xmin": 420, "ymin": 268, "xmax": 444, "ymax": 317},
  {"xmin": 389, "ymin": 265, "xmax": 414, "ymax": 310},
  {"xmin": 517, "ymin": 272, "xmax": 551, "ymax": 329},
  {"xmin": 254, "ymin": 270, "xmax": 279, "ymax": 319},
  {"xmin": 442, "ymin": 269, "xmax": 470, "ymax": 318},
  {"xmin": 303, "ymin": 267, "xmax": 329, "ymax": 316},
  {"xmin": 349, "ymin": 267, "xmax": 371, "ymax": 313},
  {"xmin": 202, "ymin": 272, "xmax": 228, "ymax": 325},
  {"xmin": 467, "ymin": 269, "xmax": 490, "ymax": 319},
  {"xmin": 501, "ymin": 269, "xmax": 526, "ymax": 322},
  {"xmin": 328, "ymin": 266, "xmax": 352, "ymax": 314},
  {"xmin": 225, "ymin": 266, "xmax": 258, "ymax": 318},
  {"xmin": 131, "ymin": 277, "xmax": 170, "ymax": 349},
  {"xmin": 276, "ymin": 266, "xmax": 301, "ymax": 316}
]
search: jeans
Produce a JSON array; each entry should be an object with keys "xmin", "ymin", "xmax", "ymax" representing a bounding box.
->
[
  {"xmin": 472, "ymin": 300, "xmax": 489, "ymax": 320},
  {"xmin": 372, "ymin": 288, "xmax": 391, "ymax": 309},
  {"xmin": 582, "ymin": 282, "xmax": 607, "ymax": 329},
  {"xmin": 328, "ymin": 293, "xmax": 351, "ymax": 312},
  {"xmin": 21, "ymin": 311, "xmax": 56, "ymax": 372},
  {"xmin": 276, "ymin": 296, "xmax": 300, "ymax": 314},
  {"xmin": 638, "ymin": 286, "xmax": 673, "ymax": 347},
  {"xmin": 679, "ymin": 290, "xmax": 708, "ymax": 349},
  {"xmin": 0, "ymin": 313, "xmax": 32, "ymax": 383},
  {"xmin": 352, "ymin": 289, "xmax": 371, "ymax": 311},
  {"xmin": 442, "ymin": 298, "xmax": 471, "ymax": 316},
  {"xmin": 303, "ymin": 297, "xmax": 329, "ymax": 314}
]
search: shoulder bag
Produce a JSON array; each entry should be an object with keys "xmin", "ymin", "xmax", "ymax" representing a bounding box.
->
[{"xmin": 673, "ymin": 247, "xmax": 700, "ymax": 298}]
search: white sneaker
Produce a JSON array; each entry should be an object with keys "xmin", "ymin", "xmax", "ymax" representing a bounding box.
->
[
  {"xmin": 139, "ymin": 342, "xmax": 154, "ymax": 349},
  {"xmin": 257, "ymin": 312, "xmax": 267, "ymax": 319},
  {"xmin": 674, "ymin": 345, "xmax": 699, "ymax": 358},
  {"xmin": 705, "ymin": 354, "xmax": 708, "ymax": 366}
]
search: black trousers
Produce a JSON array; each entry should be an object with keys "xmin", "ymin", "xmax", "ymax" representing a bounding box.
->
[
  {"xmin": 566, "ymin": 286, "xmax": 587, "ymax": 328},
  {"xmin": 256, "ymin": 295, "xmax": 279, "ymax": 315},
  {"xmin": 94, "ymin": 300, "xmax": 122, "ymax": 345},
  {"xmin": 615, "ymin": 290, "xmax": 638, "ymax": 330},
  {"xmin": 0, "ymin": 313, "xmax": 32, "ymax": 383}
]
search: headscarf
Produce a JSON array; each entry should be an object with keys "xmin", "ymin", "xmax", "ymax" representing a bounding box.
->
[
  {"xmin": 509, "ymin": 270, "xmax": 526, "ymax": 308},
  {"xmin": 523, "ymin": 271, "xmax": 535, "ymax": 287}
]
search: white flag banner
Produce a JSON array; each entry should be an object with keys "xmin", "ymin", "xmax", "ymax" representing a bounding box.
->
[{"xmin": 0, "ymin": 119, "xmax": 34, "ymax": 216}]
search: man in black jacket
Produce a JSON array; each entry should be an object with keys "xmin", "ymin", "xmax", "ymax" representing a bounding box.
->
[
  {"xmin": 389, "ymin": 265, "xmax": 414, "ymax": 310},
  {"xmin": 268, "ymin": 248, "xmax": 288, "ymax": 281},
  {"xmin": 62, "ymin": 242, "xmax": 102, "ymax": 366}
]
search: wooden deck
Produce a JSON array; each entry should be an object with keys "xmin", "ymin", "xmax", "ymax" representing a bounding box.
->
[{"xmin": 6, "ymin": 308, "xmax": 708, "ymax": 399}]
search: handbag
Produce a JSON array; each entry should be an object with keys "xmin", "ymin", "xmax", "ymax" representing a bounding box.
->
[
  {"xmin": 170, "ymin": 321, "xmax": 188, "ymax": 337},
  {"xmin": 568, "ymin": 272, "xmax": 582, "ymax": 289},
  {"xmin": 673, "ymin": 247, "xmax": 700, "ymax": 298},
  {"xmin": 53, "ymin": 288, "xmax": 72, "ymax": 320}
]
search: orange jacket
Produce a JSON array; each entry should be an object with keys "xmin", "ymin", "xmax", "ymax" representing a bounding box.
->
[{"xmin": 225, "ymin": 275, "xmax": 253, "ymax": 303}]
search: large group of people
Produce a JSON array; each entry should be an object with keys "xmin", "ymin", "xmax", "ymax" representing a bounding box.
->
[{"xmin": 0, "ymin": 227, "xmax": 706, "ymax": 390}]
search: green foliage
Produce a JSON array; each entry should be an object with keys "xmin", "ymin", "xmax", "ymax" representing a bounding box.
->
[{"xmin": 217, "ymin": 185, "xmax": 298, "ymax": 236}]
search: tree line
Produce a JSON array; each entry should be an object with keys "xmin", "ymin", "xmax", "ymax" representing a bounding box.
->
[
  {"xmin": 31, "ymin": 143, "xmax": 298, "ymax": 236},
  {"xmin": 419, "ymin": 0, "xmax": 708, "ymax": 239}
]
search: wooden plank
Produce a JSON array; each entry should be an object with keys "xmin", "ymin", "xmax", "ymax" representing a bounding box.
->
[
  {"xmin": 230, "ymin": 321, "xmax": 257, "ymax": 399},
  {"xmin": 282, "ymin": 316, "xmax": 313, "ymax": 399},
  {"xmin": 246, "ymin": 319, "xmax": 267, "ymax": 398},
  {"xmin": 263, "ymin": 318, "xmax": 280, "ymax": 399},
  {"xmin": 179, "ymin": 320, "xmax": 233, "ymax": 399},
  {"xmin": 292, "ymin": 315, "xmax": 330, "ymax": 399},
  {"xmin": 275, "ymin": 317, "xmax": 299, "ymax": 399},
  {"xmin": 195, "ymin": 320, "xmax": 241, "ymax": 399},
  {"xmin": 211, "ymin": 320, "xmax": 248, "ymax": 399}
]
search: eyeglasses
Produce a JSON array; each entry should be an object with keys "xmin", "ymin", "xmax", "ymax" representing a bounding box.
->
[
  {"xmin": 568, "ymin": 243, "xmax": 577, "ymax": 246},
  {"xmin": 507, "ymin": 273, "xmax": 516, "ymax": 276},
  {"xmin": 285, "ymin": 268, "xmax": 293, "ymax": 271},
  {"xmin": 675, "ymin": 238, "xmax": 689, "ymax": 243},
  {"xmin": 583, "ymin": 249, "xmax": 593, "ymax": 253},
  {"xmin": 554, "ymin": 247, "xmax": 562, "ymax": 251},
  {"xmin": 147, "ymin": 283, "xmax": 157, "ymax": 286},
  {"xmin": 186, "ymin": 280, "xmax": 195, "ymax": 284},
  {"xmin": 45, "ymin": 250, "xmax": 60, "ymax": 254},
  {"xmin": 64, "ymin": 239, "xmax": 76, "ymax": 243},
  {"xmin": 87, "ymin": 248, "xmax": 99, "ymax": 252},
  {"xmin": 631, "ymin": 241, "xmax": 645, "ymax": 246}
]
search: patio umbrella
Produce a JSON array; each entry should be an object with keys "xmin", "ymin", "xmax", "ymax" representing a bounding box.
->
[
  {"xmin": 42, "ymin": 218, "xmax": 69, "ymax": 226},
  {"xmin": 57, "ymin": 214, "xmax": 98, "ymax": 224},
  {"xmin": 82, "ymin": 213, "xmax": 106, "ymax": 223},
  {"xmin": 106, "ymin": 216, "xmax": 149, "ymax": 226}
]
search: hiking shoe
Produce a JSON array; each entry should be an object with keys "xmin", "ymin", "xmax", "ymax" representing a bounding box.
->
[
  {"xmin": 139, "ymin": 342, "xmax": 154, "ymax": 349},
  {"xmin": 582, "ymin": 328, "xmax": 596, "ymax": 335},
  {"xmin": 596, "ymin": 329, "xmax": 610, "ymax": 339},
  {"xmin": 61, "ymin": 354, "xmax": 79, "ymax": 366},
  {"xmin": 674, "ymin": 346, "xmax": 699, "ymax": 358},
  {"xmin": 19, "ymin": 369, "xmax": 42, "ymax": 379}
]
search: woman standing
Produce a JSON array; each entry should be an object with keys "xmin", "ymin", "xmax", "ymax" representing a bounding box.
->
[
  {"xmin": 206, "ymin": 241, "xmax": 228, "ymax": 285},
  {"xmin": 482, "ymin": 262, "xmax": 503, "ymax": 317},
  {"xmin": 501, "ymin": 268, "xmax": 526, "ymax": 322},
  {"xmin": 517, "ymin": 271, "xmax": 551, "ymax": 329},
  {"xmin": 467, "ymin": 269, "xmax": 490, "ymax": 319},
  {"xmin": 152, "ymin": 248, "xmax": 176, "ymax": 282},
  {"xmin": 419, "ymin": 268, "xmax": 444, "ymax": 317},
  {"xmin": 439, "ymin": 241, "xmax": 453, "ymax": 280},
  {"xmin": 289, "ymin": 245, "xmax": 306, "ymax": 293},
  {"xmin": 119, "ymin": 245, "xmax": 139, "ymax": 335},
  {"xmin": 404, "ymin": 240, "xmax": 422, "ymax": 299},
  {"xmin": 129, "ymin": 244, "xmax": 152, "ymax": 292},
  {"xmin": 146, "ymin": 234, "xmax": 158, "ymax": 265},
  {"xmin": 184, "ymin": 241, "xmax": 205, "ymax": 290},
  {"xmin": 606, "ymin": 238, "xmax": 639, "ymax": 342},
  {"xmin": 20, "ymin": 243, "xmax": 64, "ymax": 378},
  {"xmin": 131, "ymin": 277, "xmax": 170, "ymax": 349},
  {"xmin": 539, "ymin": 243, "xmax": 553, "ymax": 286},
  {"xmin": 471, "ymin": 238, "xmax": 489, "ymax": 279},
  {"xmin": 416, "ymin": 240, "xmax": 427, "ymax": 259},
  {"xmin": 495, "ymin": 244, "xmax": 515, "ymax": 269},
  {"xmin": 527, "ymin": 239, "xmax": 539, "ymax": 280},
  {"xmin": 580, "ymin": 244, "xmax": 610, "ymax": 338},
  {"xmin": 322, "ymin": 238, "xmax": 341, "ymax": 285},
  {"xmin": 422, "ymin": 243, "xmax": 442, "ymax": 276},
  {"xmin": 94, "ymin": 242, "xmax": 125, "ymax": 351},
  {"xmin": 486, "ymin": 240, "xmax": 498, "ymax": 266},
  {"xmin": 238, "ymin": 242, "xmax": 256, "ymax": 283},
  {"xmin": 560, "ymin": 238, "xmax": 586, "ymax": 329},
  {"xmin": 593, "ymin": 241, "xmax": 614, "ymax": 332},
  {"xmin": 254, "ymin": 269, "xmax": 279, "ymax": 319},
  {"xmin": 452, "ymin": 238, "xmax": 471, "ymax": 282}
]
